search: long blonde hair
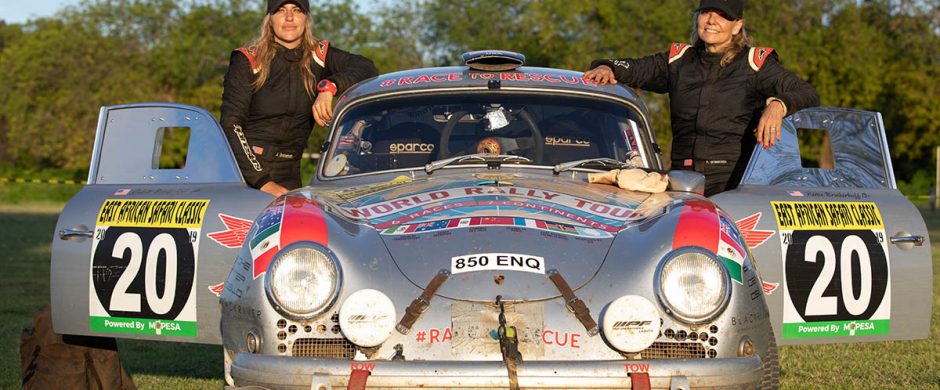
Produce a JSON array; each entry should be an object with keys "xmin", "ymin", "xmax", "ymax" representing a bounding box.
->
[
  {"xmin": 690, "ymin": 11, "xmax": 753, "ymax": 67},
  {"xmin": 248, "ymin": 15, "xmax": 319, "ymax": 96}
]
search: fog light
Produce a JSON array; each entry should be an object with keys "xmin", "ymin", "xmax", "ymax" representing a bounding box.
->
[
  {"xmin": 246, "ymin": 329, "xmax": 261, "ymax": 353},
  {"xmin": 739, "ymin": 336, "xmax": 755, "ymax": 357},
  {"xmin": 600, "ymin": 295, "xmax": 661, "ymax": 353},
  {"xmin": 339, "ymin": 289, "xmax": 396, "ymax": 347}
]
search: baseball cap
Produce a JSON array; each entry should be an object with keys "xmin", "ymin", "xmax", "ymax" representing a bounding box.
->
[
  {"xmin": 698, "ymin": 0, "xmax": 744, "ymax": 20},
  {"xmin": 267, "ymin": 0, "xmax": 310, "ymax": 15}
]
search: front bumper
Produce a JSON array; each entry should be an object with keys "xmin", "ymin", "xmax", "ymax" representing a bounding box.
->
[{"xmin": 231, "ymin": 354, "xmax": 762, "ymax": 389}]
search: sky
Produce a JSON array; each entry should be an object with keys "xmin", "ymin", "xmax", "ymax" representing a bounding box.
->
[{"xmin": 0, "ymin": 0, "xmax": 82, "ymax": 24}]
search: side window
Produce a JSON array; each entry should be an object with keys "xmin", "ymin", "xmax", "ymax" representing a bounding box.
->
[
  {"xmin": 154, "ymin": 127, "xmax": 191, "ymax": 170},
  {"xmin": 797, "ymin": 128, "xmax": 834, "ymax": 169},
  {"xmin": 741, "ymin": 108, "xmax": 892, "ymax": 189},
  {"xmin": 92, "ymin": 104, "xmax": 242, "ymax": 185}
]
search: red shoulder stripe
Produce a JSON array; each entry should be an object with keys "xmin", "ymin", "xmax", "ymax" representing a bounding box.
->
[
  {"xmin": 749, "ymin": 47, "xmax": 775, "ymax": 71},
  {"xmin": 235, "ymin": 47, "xmax": 260, "ymax": 74},
  {"xmin": 315, "ymin": 40, "xmax": 330, "ymax": 68},
  {"xmin": 668, "ymin": 42, "xmax": 691, "ymax": 64}
]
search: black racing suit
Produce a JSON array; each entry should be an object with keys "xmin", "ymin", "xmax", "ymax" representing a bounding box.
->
[
  {"xmin": 220, "ymin": 42, "xmax": 377, "ymax": 190},
  {"xmin": 592, "ymin": 44, "xmax": 819, "ymax": 195}
]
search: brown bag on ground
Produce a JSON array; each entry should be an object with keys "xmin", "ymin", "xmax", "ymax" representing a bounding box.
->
[{"xmin": 21, "ymin": 304, "xmax": 136, "ymax": 390}]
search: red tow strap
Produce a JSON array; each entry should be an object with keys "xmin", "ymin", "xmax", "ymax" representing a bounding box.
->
[
  {"xmin": 347, "ymin": 369, "xmax": 371, "ymax": 390},
  {"xmin": 630, "ymin": 372, "xmax": 651, "ymax": 390}
]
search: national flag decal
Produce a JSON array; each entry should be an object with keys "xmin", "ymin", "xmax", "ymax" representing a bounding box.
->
[{"xmin": 719, "ymin": 217, "xmax": 746, "ymax": 284}]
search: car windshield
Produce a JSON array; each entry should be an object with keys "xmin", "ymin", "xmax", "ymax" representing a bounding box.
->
[{"xmin": 321, "ymin": 92, "xmax": 646, "ymax": 178}]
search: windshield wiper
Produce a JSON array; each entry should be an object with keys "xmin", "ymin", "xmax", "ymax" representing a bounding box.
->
[
  {"xmin": 425, "ymin": 153, "xmax": 533, "ymax": 174},
  {"xmin": 553, "ymin": 158, "xmax": 635, "ymax": 175}
]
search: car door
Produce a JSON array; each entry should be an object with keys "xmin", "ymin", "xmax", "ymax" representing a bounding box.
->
[
  {"xmin": 712, "ymin": 107, "xmax": 932, "ymax": 345},
  {"xmin": 51, "ymin": 103, "xmax": 272, "ymax": 345}
]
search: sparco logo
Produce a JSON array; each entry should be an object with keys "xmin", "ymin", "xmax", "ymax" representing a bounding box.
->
[
  {"xmin": 390, "ymin": 143, "xmax": 435, "ymax": 154},
  {"xmin": 545, "ymin": 136, "xmax": 591, "ymax": 147},
  {"xmin": 612, "ymin": 320, "xmax": 652, "ymax": 330}
]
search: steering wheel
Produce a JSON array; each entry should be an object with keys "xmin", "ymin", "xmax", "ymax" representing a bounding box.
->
[{"xmin": 438, "ymin": 109, "xmax": 544, "ymax": 163}]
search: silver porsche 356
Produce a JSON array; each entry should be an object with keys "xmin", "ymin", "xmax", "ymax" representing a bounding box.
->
[{"xmin": 50, "ymin": 51, "xmax": 932, "ymax": 389}]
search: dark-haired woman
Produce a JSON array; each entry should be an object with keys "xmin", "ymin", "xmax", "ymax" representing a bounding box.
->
[
  {"xmin": 221, "ymin": 0, "xmax": 377, "ymax": 196},
  {"xmin": 584, "ymin": 0, "xmax": 819, "ymax": 196}
]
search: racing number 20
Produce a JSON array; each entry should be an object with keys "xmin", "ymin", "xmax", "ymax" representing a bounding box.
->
[
  {"xmin": 804, "ymin": 235, "xmax": 870, "ymax": 316},
  {"xmin": 785, "ymin": 230, "xmax": 889, "ymax": 322},
  {"xmin": 110, "ymin": 232, "xmax": 177, "ymax": 315}
]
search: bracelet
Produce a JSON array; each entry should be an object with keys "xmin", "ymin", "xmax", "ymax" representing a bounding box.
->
[{"xmin": 765, "ymin": 97, "xmax": 788, "ymax": 114}]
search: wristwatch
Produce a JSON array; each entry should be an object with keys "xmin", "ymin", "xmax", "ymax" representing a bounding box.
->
[{"xmin": 317, "ymin": 80, "xmax": 338, "ymax": 95}]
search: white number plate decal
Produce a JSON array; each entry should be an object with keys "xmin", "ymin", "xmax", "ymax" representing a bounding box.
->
[
  {"xmin": 772, "ymin": 201, "xmax": 891, "ymax": 340},
  {"xmin": 88, "ymin": 199, "xmax": 209, "ymax": 337},
  {"xmin": 451, "ymin": 253, "xmax": 546, "ymax": 275}
]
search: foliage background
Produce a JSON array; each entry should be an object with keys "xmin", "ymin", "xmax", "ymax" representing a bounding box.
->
[{"xmin": 0, "ymin": 0, "xmax": 938, "ymax": 193}]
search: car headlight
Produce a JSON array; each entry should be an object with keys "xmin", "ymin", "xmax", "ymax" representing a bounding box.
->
[
  {"xmin": 655, "ymin": 247, "xmax": 730, "ymax": 324},
  {"xmin": 265, "ymin": 242, "xmax": 341, "ymax": 319}
]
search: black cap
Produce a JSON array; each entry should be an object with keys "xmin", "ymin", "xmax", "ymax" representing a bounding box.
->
[
  {"xmin": 267, "ymin": 0, "xmax": 310, "ymax": 15},
  {"xmin": 698, "ymin": 0, "xmax": 743, "ymax": 20}
]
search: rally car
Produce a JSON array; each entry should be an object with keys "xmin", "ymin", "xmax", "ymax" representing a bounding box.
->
[{"xmin": 50, "ymin": 51, "xmax": 932, "ymax": 389}]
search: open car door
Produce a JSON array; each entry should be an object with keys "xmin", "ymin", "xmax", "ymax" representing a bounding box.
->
[
  {"xmin": 51, "ymin": 103, "xmax": 272, "ymax": 344},
  {"xmin": 712, "ymin": 107, "xmax": 932, "ymax": 345}
]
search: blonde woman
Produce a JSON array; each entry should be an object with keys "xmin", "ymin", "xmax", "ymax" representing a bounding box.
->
[
  {"xmin": 584, "ymin": 0, "xmax": 818, "ymax": 196},
  {"xmin": 221, "ymin": 0, "xmax": 377, "ymax": 196}
]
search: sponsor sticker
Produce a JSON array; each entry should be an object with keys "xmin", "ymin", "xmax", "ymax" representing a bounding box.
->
[
  {"xmin": 207, "ymin": 214, "xmax": 253, "ymax": 248},
  {"xmin": 735, "ymin": 212, "xmax": 775, "ymax": 249},
  {"xmin": 208, "ymin": 282, "xmax": 225, "ymax": 297},
  {"xmin": 324, "ymin": 154, "xmax": 348, "ymax": 177},
  {"xmin": 762, "ymin": 281, "xmax": 779, "ymax": 295},
  {"xmin": 413, "ymin": 327, "xmax": 454, "ymax": 344},
  {"xmin": 89, "ymin": 199, "xmax": 209, "ymax": 337},
  {"xmin": 344, "ymin": 186, "xmax": 636, "ymax": 222},
  {"xmin": 330, "ymin": 175, "xmax": 414, "ymax": 201},
  {"xmin": 772, "ymin": 201, "xmax": 891, "ymax": 339},
  {"xmin": 380, "ymin": 217, "xmax": 612, "ymax": 238},
  {"xmin": 451, "ymin": 253, "xmax": 546, "ymax": 274},
  {"xmin": 541, "ymin": 329, "xmax": 582, "ymax": 349},
  {"xmin": 389, "ymin": 143, "xmax": 435, "ymax": 154},
  {"xmin": 544, "ymin": 136, "xmax": 591, "ymax": 147}
]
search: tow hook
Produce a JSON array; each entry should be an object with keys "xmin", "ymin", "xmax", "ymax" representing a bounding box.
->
[{"xmin": 496, "ymin": 295, "xmax": 522, "ymax": 390}]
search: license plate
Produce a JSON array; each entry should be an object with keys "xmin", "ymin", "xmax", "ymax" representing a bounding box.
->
[
  {"xmin": 451, "ymin": 301, "xmax": 544, "ymax": 358},
  {"xmin": 451, "ymin": 253, "xmax": 546, "ymax": 275}
]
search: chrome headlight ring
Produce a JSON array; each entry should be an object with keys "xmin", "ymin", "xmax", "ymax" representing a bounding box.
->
[
  {"xmin": 654, "ymin": 246, "xmax": 732, "ymax": 325},
  {"xmin": 264, "ymin": 241, "xmax": 342, "ymax": 320}
]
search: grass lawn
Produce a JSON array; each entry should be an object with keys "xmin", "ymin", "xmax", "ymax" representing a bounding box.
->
[{"xmin": 1, "ymin": 201, "xmax": 937, "ymax": 389}]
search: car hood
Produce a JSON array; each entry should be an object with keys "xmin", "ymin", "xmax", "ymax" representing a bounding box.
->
[{"xmin": 313, "ymin": 171, "xmax": 676, "ymax": 300}]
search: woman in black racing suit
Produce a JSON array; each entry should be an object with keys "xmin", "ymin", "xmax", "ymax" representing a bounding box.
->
[
  {"xmin": 221, "ymin": 0, "xmax": 377, "ymax": 196},
  {"xmin": 584, "ymin": 0, "xmax": 819, "ymax": 196}
]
